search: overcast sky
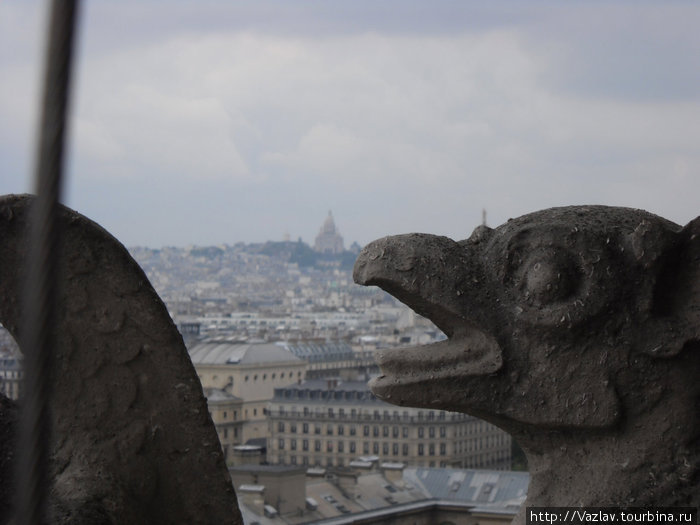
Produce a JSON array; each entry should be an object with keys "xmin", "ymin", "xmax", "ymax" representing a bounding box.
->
[{"xmin": 1, "ymin": 1, "xmax": 699, "ymax": 248}]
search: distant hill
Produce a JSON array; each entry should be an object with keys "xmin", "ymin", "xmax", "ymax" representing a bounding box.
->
[{"xmin": 259, "ymin": 240, "xmax": 359, "ymax": 270}]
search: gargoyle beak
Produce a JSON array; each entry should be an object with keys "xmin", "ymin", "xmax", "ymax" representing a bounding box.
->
[
  {"xmin": 353, "ymin": 234, "xmax": 503, "ymax": 405},
  {"xmin": 353, "ymin": 233, "xmax": 468, "ymax": 337}
]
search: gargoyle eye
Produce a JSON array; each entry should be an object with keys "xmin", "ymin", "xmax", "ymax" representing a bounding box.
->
[{"xmin": 518, "ymin": 250, "xmax": 581, "ymax": 306}]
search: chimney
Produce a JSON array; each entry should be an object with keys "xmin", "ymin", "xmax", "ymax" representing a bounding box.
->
[
  {"xmin": 238, "ymin": 485, "xmax": 265, "ymax": 516},
  {"xmin": 381, "ymin": 462, "xmax": 406, "ymax": 484}
]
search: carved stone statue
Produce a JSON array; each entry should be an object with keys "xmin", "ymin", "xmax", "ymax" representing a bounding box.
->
[
  {"xmin": 354, "ymin": 205, "xmax": 699, "ymax": 522},
  {"xmin": 0, "ymin": 195, "xmax": 242, "ymax": 524}
]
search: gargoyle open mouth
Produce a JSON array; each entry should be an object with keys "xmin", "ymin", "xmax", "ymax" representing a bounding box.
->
[{"xmin": 353, "ymin": 233, "xmax": 503, "ymax": 401}]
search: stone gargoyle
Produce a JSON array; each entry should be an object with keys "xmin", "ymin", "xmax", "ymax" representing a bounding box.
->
[
  {"xmin": 353, "ymin": 205, "xmax": 699, "ymax": 521},
  {"xmin": 0, "ymin": 195, "xmax": 242, "ymax": 524}
]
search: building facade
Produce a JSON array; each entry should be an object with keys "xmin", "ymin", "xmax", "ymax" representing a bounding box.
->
[
  {"xmin": 267, "ymin": 380, "xmax": 511, "ymax": 469},
  {"xmin": 189, "ymin": 340, "xmax": 307, "ymax": 445},
  {"xmin": 0, "ymin": 357, "xmax": 22, "ymax": 400},
  {"xmin": 203, "ymin": 387, "xmax": 245, "ymax": 462}
]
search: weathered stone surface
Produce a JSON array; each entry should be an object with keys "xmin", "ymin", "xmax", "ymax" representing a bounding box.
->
[
  {"xmin": 354, "ymin": 205, "xmax": 699, "ymax": 522},
  {"xmin": 0, "ymin": 195, "xmax": 242, "ymax": 524}
]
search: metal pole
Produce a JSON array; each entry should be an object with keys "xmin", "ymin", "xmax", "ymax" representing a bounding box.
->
[{"xmin": 15, "ymin": 1, "xmax": 80, "ymax": 523}]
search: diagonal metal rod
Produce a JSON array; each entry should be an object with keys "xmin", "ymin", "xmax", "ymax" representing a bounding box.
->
[{"xmin": 15, "ymin": 1, "xmax": 80, "ymax": 523}]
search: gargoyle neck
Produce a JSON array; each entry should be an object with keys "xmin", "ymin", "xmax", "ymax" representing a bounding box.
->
[{"xmin": 510, "ymin": 399, "xmax": 699, "ymax": 525}]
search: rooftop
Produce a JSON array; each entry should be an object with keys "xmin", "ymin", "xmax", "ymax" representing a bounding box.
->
[{"xmin": 188, "ymin": 341, "xmax": 304, "ymax": 366}]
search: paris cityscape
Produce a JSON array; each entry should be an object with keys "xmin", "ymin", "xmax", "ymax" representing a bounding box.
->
[{"xmin": 0, "ymin": 211, "xmax": 526, "ymax": 524}]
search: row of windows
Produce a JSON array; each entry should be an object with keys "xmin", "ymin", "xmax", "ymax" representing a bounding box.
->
[
  {"xmin": 218, "ymin": 427, "xmax": 239, "ymax": 440},
  {"xmin": 243, "ymin": 371, "xmax": 303, "ymax": 382},
  {"xmin": 213, "ymin": 405, "xmax": 266, "ymax": 422},
  {"xmin": 207, "ymin": 370, "xmax": 304, "ymax": 385},
  {"xmin": 276, "ymin": 438, "xmax": 450, "ymax": 457},
  {"xmin": 274, "ymin": 452, "xmax": 511, "ymax": 470},
  {"xmin": 276, "ymin": 421, "xmax": 458, "ymax": 439},
  {"xmin": 275, "ymin": 406, "xmax": 462, "ymax": 422}
]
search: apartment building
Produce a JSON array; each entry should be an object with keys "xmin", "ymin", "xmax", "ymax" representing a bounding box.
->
[
  {"xmin": 267, "ymin": 379, "xmax": 511, "ymax": 469},
  {"xmin": 189, "ymin": 340, "xmax": 307, "ymax": 444}
]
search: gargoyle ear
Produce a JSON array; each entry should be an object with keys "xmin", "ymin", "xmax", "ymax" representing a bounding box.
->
[
  {"xmin": 637, "ymin": 216, "xmax": 700, "ymax": 358},
  {"xmin": 625, "ymin": 219, "xmax": 679, "ymax": 270},
  {"xmin": 462, "ymin": 224, "xmax": 493, "ymax": 245}
]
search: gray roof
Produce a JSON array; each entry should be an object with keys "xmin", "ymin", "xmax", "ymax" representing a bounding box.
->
[
  {"xmin": 403, "ymin": 467, "xmax": 529, "ymax": 505},
  {"xmin": 281, "ymin": 341, "xmax": 354, "ymax": 362},
  {"xmin": 188, "ymin": 341, "xmax": 303, "ymax": 366}
]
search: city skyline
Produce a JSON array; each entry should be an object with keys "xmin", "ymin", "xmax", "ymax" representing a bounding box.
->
[{"xmin": 2, "ymin": 1, "xmax": 699, "ymax": 248}]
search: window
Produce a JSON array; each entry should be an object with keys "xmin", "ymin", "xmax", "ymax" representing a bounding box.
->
[
  {"xmin": 382, "ymin": 443, "xmax": 389, "ymax": 455},
  {"xmin": 363, "ymin": 425, "xmax": 370, "ymax": 437},
  {"xmin": 349, "ymin": 426, "xmax": 356, "ymax": 436},
  {"xmin": 392, "ymin": 426, "xmax": 399, "ymax": 438},
  {"xmin": 303, "ymin": 439, "xmax": 308, "ymax": 451},
  {"xmin": 327, "ymin": 441, "xmax": 333, "ymax": 452},
  {"xmin": 223, "ymin": 411, "xmax": 227, "ymax": 419},
  {"xmin": 303, "ymin": 423, "xmax": 309, "ymax": 434},
  {"xmin": 429, "ymin": 426, "xmax": 435, "ymax": 438},
  {"xmin": 363, "ymin": 442, "xmax": 370, "ymax": 454},
  {"xmin": 392, "ymin": 443, "xmax": 399, "ymax": 455},
  {"xmin": 402, "ymin": 444, "xmax": 409, "ymax": 456},
  {"xmin": 290, "ymin": 423, "xmax": 296, "ymax": 433},
  {"xmin": 338, "ymin": 441, "xmax": 344, "ymax": 453},
  {"xmin": 402, "ymin": 426, "xmax": 408, "ymax": 438},
  {"xmin": 382, "ymin": 426, "xmax": 389, "ymax": 437},
  {"xmin": 440, "ymin": 426, "xmax": 446, "ymax": 438},
  {"xmin": 418, "ymin": 427, "xmax": 424, "ymax": 438},
  {"xmin": 291, "ymin": 439, "xmax": 297, "ymax": 450},
  {"xmin": 373, "ymin": 443, "xmax": 379, "ymax": 454},
  {"xmin": 440, "ymin": 443, "xmax": 446, "ymax": 455},
  {"xmin": 314, "ymin": 440, "xmax": 321, "ymax": 451},
  {"xmin": 429, "ymin": 444, "xmax": 435, "ymax": 456},
  {"xmin": 373, "ymin": 426, "xmax": 379, "ymax": 437},
  {"xmin": 418, "ymin": 444, "xmax": 424, "ymax": 456},
  {"xmin": 327, "ymin": 425, "xmax": 333, "ymax": 436},
  {"xmin": 350, "ymin": 441, "xmax": 356, "ymax": 453},
  {"xmin": 279, "ymin": 438, "xmax": 285, "ymax": 450},
  {"xmin": 315, "ymin": 425, "xmax": 321, "ymax": 435}
]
